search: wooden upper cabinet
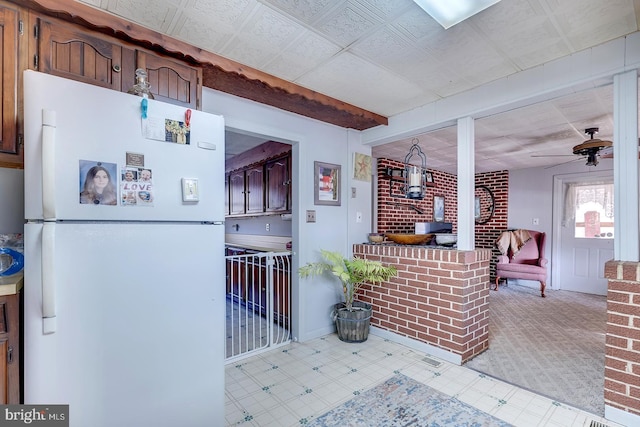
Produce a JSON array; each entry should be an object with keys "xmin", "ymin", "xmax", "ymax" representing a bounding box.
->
[
  {"xmin": 228, "ymin": 171, "xmax": 246, "ymax": 216},
  {"xmin": 32, "ymin": 15, "xmax": 200, "ymax": 109},
  {"xmin": 245, "ymin": 166, "xmax": 264, "ymax": 214},
  {"xmin": 0, "ymin": 2, "xmax": 25, "ymax": 167},
  {"xmin": 136, "ymin": 51, "xmax": 201, "ymax": 109},
  {"xmin": 34, "ymin": 16, "xmax": 134, "ymax": 92},
  {"xmin": 265, "ymin": 155, "xmax": 290, "ymax": 213}
]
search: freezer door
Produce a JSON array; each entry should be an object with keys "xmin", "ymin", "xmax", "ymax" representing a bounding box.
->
[
  {"xmin": 23, "ymin": 222, "xmax": 225, "ymax": 427},
  {"xmin": 24, "ymin": 70, "xmax": 225, "ymax": 222}
]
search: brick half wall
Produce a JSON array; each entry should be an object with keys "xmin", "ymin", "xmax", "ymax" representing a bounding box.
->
[{"xmin": 354, "ymin": 244, "xmax": 492, "ymax": 363}]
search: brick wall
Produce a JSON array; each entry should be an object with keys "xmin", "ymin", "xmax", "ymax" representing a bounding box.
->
[
  {"xmin": 604, "ymin": 260, "xmax": 640, "ymax": 417},
  {"xmin": 354, "ymin": 244, "xmax": 492, "ymax": 363},
  {"xmin": 376, "ymin": 159, "xmax": 508, "ymax": 278}
]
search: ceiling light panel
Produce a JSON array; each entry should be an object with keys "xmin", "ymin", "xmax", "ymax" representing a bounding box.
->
[{"xmin": 412, "ymin": 0, "xmax": 502, "ymax": 29}]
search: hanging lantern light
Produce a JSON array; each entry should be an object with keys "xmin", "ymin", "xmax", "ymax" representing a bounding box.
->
[{"xmin": 403, "ymin": 139, "xmax": 427, "ymax": 200}]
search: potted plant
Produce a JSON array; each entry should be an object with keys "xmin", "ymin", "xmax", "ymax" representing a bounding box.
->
[{"xmin": 299, "ymin": 249, "xmax": 397, "ymax": 342}]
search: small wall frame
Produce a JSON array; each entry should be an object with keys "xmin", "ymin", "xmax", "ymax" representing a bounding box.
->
[
  {"xmin": 314, "ymin": 161, "xmax": 341, "ymax": 206},
  {"xmin": 433, "ymin": 195, "xmax": 445, "ymax": 222}
]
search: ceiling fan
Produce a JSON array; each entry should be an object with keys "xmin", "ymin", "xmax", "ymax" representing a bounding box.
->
[
  {"xmin": 572, "ymin": 127, "xmax": 612, "ymax": 166},
  {"xmin": 532, "ymin": 127, "xmax": 612, "ymax": 167}
]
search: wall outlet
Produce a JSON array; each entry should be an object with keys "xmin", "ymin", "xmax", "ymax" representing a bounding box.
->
[
  {"xmin": 306, "ymin": 210, "xmax": 316, "ymax": 223},
  {"xmin": 356, "ymin": 212, "xmax": 362, "ymax": 223},
  {"xmin": 351, "ymin": 187, "xmax": 356, "ymax": 198},
  {"xmin": 265, "ymin": 223, "xmax": 270, "ymax": 231},
  {"xmin": 532, "ymin": 218, "xmax": 539, "ymax": 225}
]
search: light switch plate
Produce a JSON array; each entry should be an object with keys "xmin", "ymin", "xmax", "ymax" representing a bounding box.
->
[{"xmin": 182, "ymin": 178, "xmax": 199, "ymax": 202}]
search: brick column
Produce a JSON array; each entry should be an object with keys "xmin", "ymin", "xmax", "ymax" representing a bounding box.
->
[{"xmin": 604, "ymin": 260, "xmax": 640, "ymax": 416}]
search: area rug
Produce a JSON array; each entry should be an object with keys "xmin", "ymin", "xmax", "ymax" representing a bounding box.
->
[{"xmin": 307, "ymin": 374, "xmax": 512, "ymax": 427}]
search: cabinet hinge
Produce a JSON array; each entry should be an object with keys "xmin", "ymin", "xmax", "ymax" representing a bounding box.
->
[
  {"xmin": 34, "ymin": 54, "xmax": 38, "ymax": 70},
  {"xmin": 18, "ymin": 20, "xmax": 23, "ymax": 36},
  {"xmin": 7, "ymin": 346, "xmax": 12, "ymax": 364},
  {"xmin": 33, "ymin": 23, "xmax": 39, "ymax": 39}
]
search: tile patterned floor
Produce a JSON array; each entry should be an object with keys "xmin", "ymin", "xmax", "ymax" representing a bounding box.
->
[{"xmin": 225, "ymin": 333, "xmax": 622, "ymax": 427}]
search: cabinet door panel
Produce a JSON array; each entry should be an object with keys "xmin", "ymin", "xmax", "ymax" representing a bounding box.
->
[
  {"xmin": 265, "ymin": 156, "xmax": 289, "ymax": 212},
  {"xmin": 245, "ymin": 166, "xmax": 264, "ymax": 214},
  {"xmin": 37, "ymin": 19, "xmax": 130, "ymax": 91},
  {"xmin": 0, "ymin": 5, "xmax": 21, "ymax": 163},
  {"xmin": 229, "ymin": 171, "xmax": 245, "ymax": 215},
  {"xmin": 137, "ymin": 51, "xmax": 200, "ymax": 108}
]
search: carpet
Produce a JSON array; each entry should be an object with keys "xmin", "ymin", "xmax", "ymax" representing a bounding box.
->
[
  {"xmin": 307, "ymin": 374, "xmax": 512, "ymax": 427},
  {"xmin": 464, "ymin": 284, "xmax": 606, "ymax": 416}
]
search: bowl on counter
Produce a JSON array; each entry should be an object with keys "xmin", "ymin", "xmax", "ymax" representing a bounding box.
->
[
  {"xmin": 385, "ymin": 233, "xmax": 433, "ymax": 245},
  {"xmin": 434, "ymin": 233, "xmax": 457, "ymax": 246},
  {"xmin": 367, "ymin": 233, "xmax": 385, "ymax": 244}
]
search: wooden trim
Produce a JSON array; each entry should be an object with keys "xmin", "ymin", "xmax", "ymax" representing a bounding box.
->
[{"xmin": 17, "ymin": 0, "xmax": 388, "ymax": 130}]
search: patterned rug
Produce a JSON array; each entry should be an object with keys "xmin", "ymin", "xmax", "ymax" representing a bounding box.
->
[
  {"xmin": 308, "ymin": 374, "xmax": 512, "ymax": 427},
  {"xmin": 464, "ymin": 284, "xmax": 606, "ymax": 416}
]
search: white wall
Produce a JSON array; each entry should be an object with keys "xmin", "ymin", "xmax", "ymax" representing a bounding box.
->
[
  {"xmin": 0, "ymin": 168, "xmax": 24, "ymax": 234},
  {"xmin": 201, "ymin": 88, "xmax": 373, "ymax": 342}
]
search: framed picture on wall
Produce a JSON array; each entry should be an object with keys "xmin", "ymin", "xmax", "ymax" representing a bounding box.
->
[
  {"xmin": 314, "ymin": 161, "xmax": 341, "ymax": 206},
  {"xmin": 433, "ymin": 195, "xmax": 445, "ymax": 222}
]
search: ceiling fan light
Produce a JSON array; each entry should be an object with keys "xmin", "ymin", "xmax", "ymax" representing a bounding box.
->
[{"xmin": 585, "ymin": 151, "xmax": 599, "ymax": 166}]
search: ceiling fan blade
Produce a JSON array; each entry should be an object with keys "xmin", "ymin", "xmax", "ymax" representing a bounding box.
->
[
  {"xmin": 543, "ymin": 157, "xmax": 584, "ymax": 169},
  {"xmin": 531, "ymin": 154, "xmax": 575, "ymax": 157}
]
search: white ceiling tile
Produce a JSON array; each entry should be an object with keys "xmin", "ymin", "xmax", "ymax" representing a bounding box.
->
[
  {"xmin": 316, "ymin": 2, "xmax": 383, "ymax": 47},
  {"xmin": 262, "ymin": 0, "xmax": 338, "ymax": 25},
  {"xmin": 107, "ymin": 0, "xmax": 181, "ymax": 32},
  {"xmin": 542, "ymin": 0, "xmax": 638, "ymax": 50},
  {"xmin": 264, "ymin": 32, "xmax": 341, "ymax": 81},
  {"xmin": 353, "ymin": 0, "xmax": 414, "ymax": 20},
  {"xmin": 297, "ymin": 52, "xmax": 425, "ymax": 116}
]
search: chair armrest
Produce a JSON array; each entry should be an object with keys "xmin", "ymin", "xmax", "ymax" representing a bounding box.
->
[
  {"xmin": 496, "ymin": 255, "xmax": 509, "ymax": 264},
  {"xmin": 538, "ymin": 258, "xmax": 548, "ymax": 268}
]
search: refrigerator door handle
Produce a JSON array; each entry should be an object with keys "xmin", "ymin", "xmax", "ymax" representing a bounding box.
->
[
  {"xmin": 42, "ymin": 222, "xmax": 57, "ymax": 334},
  {"xmin": 42, "ymin": 109, "xmax": 57, "ymax": 220}
]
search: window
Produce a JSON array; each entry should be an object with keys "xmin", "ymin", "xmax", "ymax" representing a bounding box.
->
[{"xmin": 564, "ymin": 182, "xmax": 614, "ymax": 239}]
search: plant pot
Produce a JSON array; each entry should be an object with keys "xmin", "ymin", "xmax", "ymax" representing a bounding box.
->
[{"xmin": 333, "ymin": 301, "xmax": 372, "ymax": 343}]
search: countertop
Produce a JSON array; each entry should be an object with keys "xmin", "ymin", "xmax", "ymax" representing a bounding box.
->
[
  {"xmin": 225, "ymin": 234, "xmax": 291, "ymax": 252},
  {"xmin": 0, "ymin": 272, "xmax": 23, "ymax": 296}
]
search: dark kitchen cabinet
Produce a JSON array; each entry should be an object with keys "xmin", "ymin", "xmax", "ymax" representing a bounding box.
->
[
  {"xmin": 265, "ymin": 155, "xmax": 290, "ymax": 213},
  {"xmin": 32, "ymin": 14, "xmax": 201, "ymax": 109},
  {"xmin": 228, "ymin": 165, "xmax": 264, "ymax": 216},
  {"xmin": 226, "ymin": 151, "xmax": 291, "ymax": 217},
  {"xmin": 34, "ymin": 15, "xmax": 134, "ymax": 92},
  {"xmin": 0, "ymin": 289, "xmax": 21, "ymax": 404},
  {"xmin": 0, "ymin": 1, "xmax": 27, "ymax": 167},
  {"xmin": 135, "ymin": 51, "xmax": 201, "ymax": 109},
  {"xmin": 245, "ymin": 166, "xmax": 264, "ymax": 214},
  {"xmin": 228, "ymin": 171, "xmax": 246, "ymax": 216}
]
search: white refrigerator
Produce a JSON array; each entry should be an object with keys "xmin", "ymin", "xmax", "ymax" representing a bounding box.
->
[{"xmin": 23, "ymin": 70, "xmax": 226, "ymax": 427}]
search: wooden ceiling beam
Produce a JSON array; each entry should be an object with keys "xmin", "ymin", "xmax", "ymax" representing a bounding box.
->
[{"xmin": 18, "ymin": 0, "xmax": 388, "ymax": 130}]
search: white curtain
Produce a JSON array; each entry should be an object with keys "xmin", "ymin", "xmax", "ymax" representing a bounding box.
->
[{"xmin": 563, "ymin": 181, "xmax": 614, "ymax": 224}]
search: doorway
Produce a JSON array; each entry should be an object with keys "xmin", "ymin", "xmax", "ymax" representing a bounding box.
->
[{"xmin": 553, "ymin": 172, "xmax": 613, "ymax": 295}]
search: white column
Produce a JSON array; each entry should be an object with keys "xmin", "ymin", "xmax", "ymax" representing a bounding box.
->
[
  {"xmin": 613, "ymin": 70, "xmax": 639, "ymax": 261},
  {"xmin": 457, "ymin": 116, "xmax": 475, "ymax": 250}
]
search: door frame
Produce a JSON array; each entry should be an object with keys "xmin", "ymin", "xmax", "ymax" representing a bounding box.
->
[{"xmin": 552, "ymin": 169, "xmax": 613, "ymax": 291}]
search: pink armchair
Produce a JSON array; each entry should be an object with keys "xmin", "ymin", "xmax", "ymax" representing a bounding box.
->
[{"xmin": 494, "ymin": 230, "xmax": 548, "ymax": 297}]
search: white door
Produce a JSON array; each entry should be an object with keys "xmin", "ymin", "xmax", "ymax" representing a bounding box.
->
[{"xmin": 554, "ymin": 174, "xmax": 614, "ymax": 295}]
